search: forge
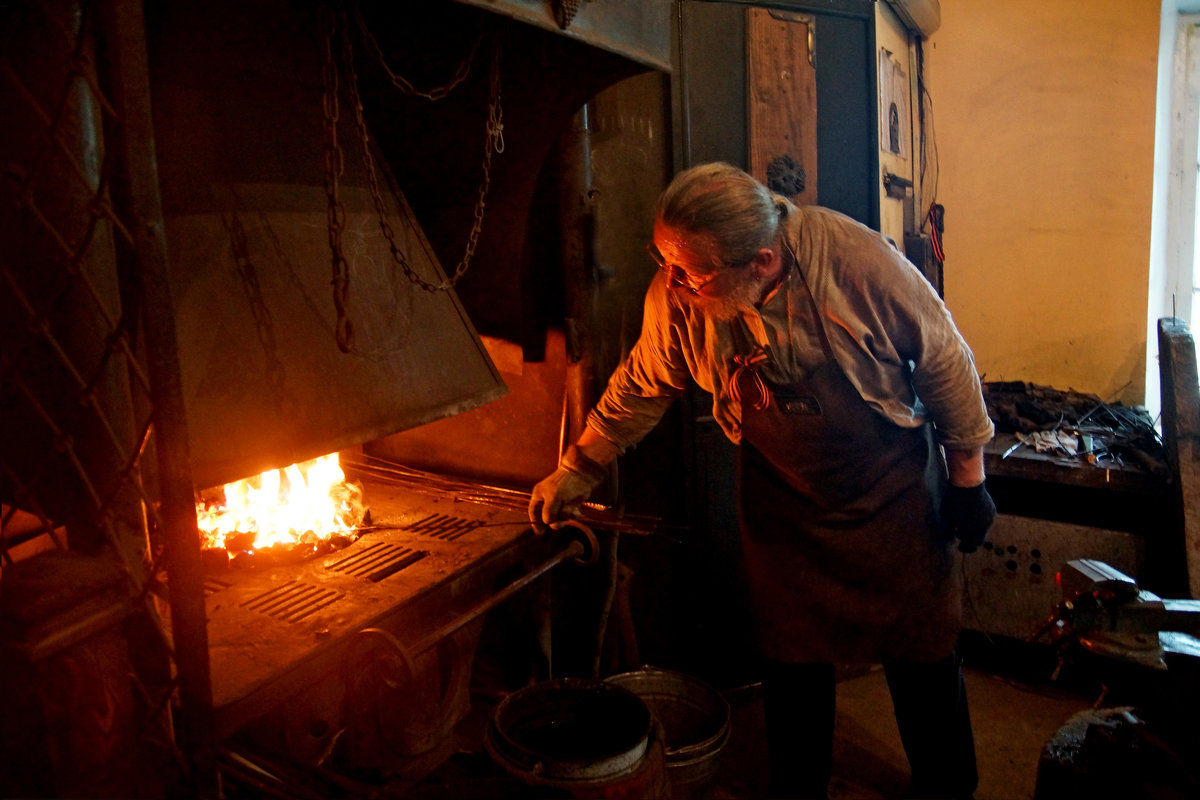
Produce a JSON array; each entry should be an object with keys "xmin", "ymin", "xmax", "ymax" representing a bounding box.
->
[{"xmin": 0, "ymin": 0, "xmax": 670, "ymax": 796}]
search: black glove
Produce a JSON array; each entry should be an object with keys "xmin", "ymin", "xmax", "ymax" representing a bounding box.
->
[{"xmin": 941, "ymin": 482, "xmax": 996, "ymax": 553}]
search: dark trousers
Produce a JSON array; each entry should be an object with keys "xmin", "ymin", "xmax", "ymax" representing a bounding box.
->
[{"xmin": 762, "ymin": 652, "xmax": 978, "ymax": 800}]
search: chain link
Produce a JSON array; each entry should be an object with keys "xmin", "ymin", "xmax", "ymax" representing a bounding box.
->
[
  {"xmin": 453, "ymin": 45, "xmax": 504, "ymax": 286},
  {"xmin": 220, "ymin": 206, "xmax": 287, "ymax": 404},
  {"xmin": 320, "ymin": 0, "xmax": 504, "ymax": 333},
  {"xmin": 321, "ymin": 2, "xmax": 354, "ymax": 352},
  {"xmin": 353, "ymin": 3, "xmax": 483, "ymax": 101}
]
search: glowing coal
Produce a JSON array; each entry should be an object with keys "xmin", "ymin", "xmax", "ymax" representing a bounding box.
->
[{"xmin": 196, "ymin": 454, "xmax": 366, "ymax": 564}]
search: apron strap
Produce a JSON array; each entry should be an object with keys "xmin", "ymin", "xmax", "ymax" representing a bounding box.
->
[{"xmin": 791, "ymin": 250, "xmax": 837, "ymax": 363}]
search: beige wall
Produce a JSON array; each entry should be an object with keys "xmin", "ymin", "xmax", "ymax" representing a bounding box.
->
[{"xmin": 929, "ymin": 0, "xmax": 1160, "ymax": 405}]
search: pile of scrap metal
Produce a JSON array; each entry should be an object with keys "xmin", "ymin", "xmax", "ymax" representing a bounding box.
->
[{"xmin": 983, "ymin": 381, "xmax": 1169, "ymax": 476}]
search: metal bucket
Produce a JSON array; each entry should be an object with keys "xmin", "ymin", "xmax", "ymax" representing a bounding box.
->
[
  {"xmin": 607, "ymin": 667, "xmax": 731, "ymax": 800},
  {"xmin": 485, "ymin": 677, "xmax": 670, "ymax": 799}
]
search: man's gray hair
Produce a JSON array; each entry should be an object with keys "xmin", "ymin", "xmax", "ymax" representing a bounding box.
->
[{"xmin": 655, "ymin": 162, "xmax": 784, "ymax": 268}]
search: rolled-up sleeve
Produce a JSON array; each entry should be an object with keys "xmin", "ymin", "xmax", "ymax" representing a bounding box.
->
[
  {"xmin": 801, "ymin": 208, "xmax": 994, "ymax": 451},
  {"xmin": 587, "ymin": 276, "xmax": 691, "ymax": 450},
  {"xmin": 859, "ymin": 243, "xmax": 994, "ymax": 450}
]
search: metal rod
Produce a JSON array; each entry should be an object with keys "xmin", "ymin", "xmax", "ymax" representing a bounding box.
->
[
  {"xmin": 23, "ymin": 601, "xmax": 133, "ymax": 664},
  {"xmin": 344, "ymin": 454, "xmax": 674, "ymax": 538},
  {"xmin": 408, "ymin": 537, "xmax": 586, "ymax": 656},
  {"xmin": 215, "ymin": 746, "xmax": 326, "ymax": 800},
  {"xmin": 591, "ymin": 531, "xmax": 619, "ymax": 678}
]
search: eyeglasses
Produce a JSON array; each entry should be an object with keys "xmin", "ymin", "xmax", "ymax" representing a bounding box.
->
[{"xmin": 646, "ymin": 244, "xmax": 718, "ymax": 295}]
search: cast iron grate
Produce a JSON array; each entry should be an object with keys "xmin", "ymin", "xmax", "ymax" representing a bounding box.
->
[
  {"xmin": 407, "ymin": 513, "xmax": 482, "ymax": 542},
  {"xmin": 325, "ymin": 542, "xmax": 427, "ymax": 582},
  {"xmin": 204, "ymin": 577, "xmax": 233, "ymax": 597},
  {"xmin": 241, "ymin": 581, "xmax": 344, "ymax": 623}
]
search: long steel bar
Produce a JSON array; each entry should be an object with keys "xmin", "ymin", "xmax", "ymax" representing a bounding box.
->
[{"xmin": 344, "ymin": 454, "xmax": 673, "ymax": 538}]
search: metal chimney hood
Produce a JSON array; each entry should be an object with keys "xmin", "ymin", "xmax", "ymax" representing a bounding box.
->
[{"xmin": 148, "ymin": 1, "xmax": 508, "ymax": 490}]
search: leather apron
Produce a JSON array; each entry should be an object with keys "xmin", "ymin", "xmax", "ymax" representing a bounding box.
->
[{"xmin": 734, "ymin": 276, "xmax": 961, "ymax": 664}]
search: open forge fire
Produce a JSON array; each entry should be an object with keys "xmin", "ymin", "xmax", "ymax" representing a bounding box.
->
[{"xmin": 196, "ymin": 454, "xmax": 367, "ymax": 565}]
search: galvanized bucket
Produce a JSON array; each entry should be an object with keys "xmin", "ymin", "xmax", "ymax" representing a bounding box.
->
[
  {"xmin": 606, "ymin": 666, "xmax": 732, "ymax": 800},
  {"xmin": 485, "ymin": 677, "xmax": 670, "ymax": 798}
]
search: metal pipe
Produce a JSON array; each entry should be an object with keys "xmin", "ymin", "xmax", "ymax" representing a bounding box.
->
[
  {"xmin": 554, "ymin": 104, "xmax": 597, "ymax": 447},
  {"xmin": 98, "ymin": 1, "xmax": 216, "ymax": 795}
]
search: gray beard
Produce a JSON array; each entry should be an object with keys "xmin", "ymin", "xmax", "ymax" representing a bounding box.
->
[{"xmin": 698, "ymin": 269, "xmax": 769, "ymax": 320}]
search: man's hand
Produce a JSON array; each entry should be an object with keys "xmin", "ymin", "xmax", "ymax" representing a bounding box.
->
[
  {"xmin": 940, "ymin": 481, "xmax": 997, "ymax": 553},
  {"xmin": 528, "ymin": 445, "xmax": 607, "ymax": 530}
]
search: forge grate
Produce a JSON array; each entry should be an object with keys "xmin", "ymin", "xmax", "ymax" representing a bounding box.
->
[
  {"xmin": 407, "ymin": 513, "xmax": 483, "ymax": 542},
  {"xmin": 205, "ymin": 577, "xmax": 233, "ymax": 597},
  {"xmin": 325, "ymin": 542, "xmax": 427, "ymax": 582},
  {"xmin": 241, "ymin": 581, "xmax": 344, "ymax": 623}
]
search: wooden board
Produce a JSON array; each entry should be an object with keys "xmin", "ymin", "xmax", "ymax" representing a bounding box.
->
[
  {"xmin": 1158, "ymin": 317, "xmax": 1200, "ymax": 599},
  {"xmin": 747, "ymin": 7, "xmax": 818, "ymax": 206}
]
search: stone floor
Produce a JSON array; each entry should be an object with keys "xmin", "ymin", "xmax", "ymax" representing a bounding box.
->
[
  {"xmin": 710, "ymin": 659, "xmax": 1096, "ymax": 800},
  {"xmin": 387, "ymin": 631, "xmax": 1200, "ymax": 800},
  {"xmin": 399, "ymin": 634, "xmax": 1102, "ymax": 800}
]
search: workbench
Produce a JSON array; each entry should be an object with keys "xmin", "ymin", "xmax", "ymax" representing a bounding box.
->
[
  {"xmin": 968, "ymin": 427, "xmax": 1172, "ymax": 641},
  {"xmin": 985, "ymin": 432, "xmax": 1166, "ymax": 495}
]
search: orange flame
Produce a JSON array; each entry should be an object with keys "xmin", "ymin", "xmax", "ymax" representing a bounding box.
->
[{"xmin": 196, "ymin": 454, "xmax": 365, "ymax": 552}]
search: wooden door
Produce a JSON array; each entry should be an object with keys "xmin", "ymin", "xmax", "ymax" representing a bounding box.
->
[{"xmin": 747, "ymin": 7, "xmax": 818, "ymax": 206}]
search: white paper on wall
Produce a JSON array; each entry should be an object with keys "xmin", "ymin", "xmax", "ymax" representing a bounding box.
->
[{"xmin": 879, "ymin": 49, "xmax": 911, "ymax": 159}]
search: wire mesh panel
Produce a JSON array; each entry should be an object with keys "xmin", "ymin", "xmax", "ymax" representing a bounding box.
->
[
  {"xmin": 2, "ymin": 0, "xmax": 152, "ymax": 568},
  {"xmin": 1, "ymin": 1, "xmax": 210, "ymax": 796}
]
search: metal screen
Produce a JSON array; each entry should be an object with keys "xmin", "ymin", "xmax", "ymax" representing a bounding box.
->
[{"xmin": 1, "ymin": 1, "xmax": 215, "ymax": 796}]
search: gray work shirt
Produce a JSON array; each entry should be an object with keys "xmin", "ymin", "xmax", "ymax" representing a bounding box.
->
[{"xmin": 587, "ymin": 203, "xmax": 995, "ymax": 452}]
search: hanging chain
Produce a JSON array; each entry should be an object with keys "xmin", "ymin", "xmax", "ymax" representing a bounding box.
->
[
  {"xmin": 320, "ymin": 0, "xmax": 505, "ymax": 334},
  {"xmin": 446, "ymin": 41, "xmax": 504, "ymax": 288},
  {"xmin": 352, "ymin": 2, "xmax": 483, "ymax": 101},
  {"xmin": 321, "ymin": 2, "xmax": 354, "ymax": 352},
  {"xmin": 221, "ymin": 203, "xmax": 288, "ymax": 405}
]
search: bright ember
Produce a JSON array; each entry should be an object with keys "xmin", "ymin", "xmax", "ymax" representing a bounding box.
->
[{"xmin": 196, "ymin": 453, "xmax": 365, "ymax": 556}]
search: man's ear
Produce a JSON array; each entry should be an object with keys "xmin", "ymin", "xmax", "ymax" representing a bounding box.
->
[{"xmin": 749, "ymin": 247, "xmax": 776, "ymax": 279}]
